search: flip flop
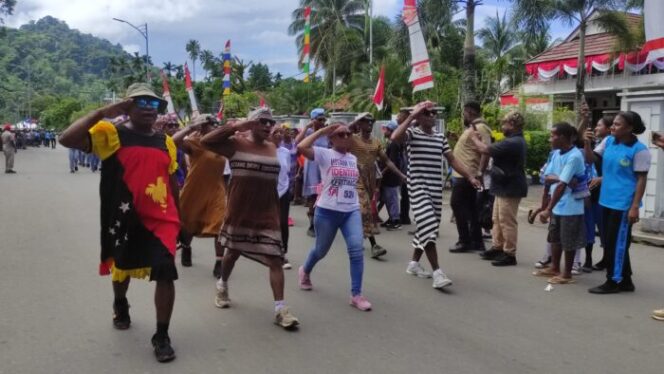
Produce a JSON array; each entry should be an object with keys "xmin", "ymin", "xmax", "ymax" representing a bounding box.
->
[
  {"xmin": 532, "ymin": 269, "xmax": 558, "ymax": 277},
  {"xmin": 527, "ymin": 209, "xmax": 537, "ymax": 224},
  {"xmin": 547, "ymin": 276, "xmax": 575, "ymax": 284}
]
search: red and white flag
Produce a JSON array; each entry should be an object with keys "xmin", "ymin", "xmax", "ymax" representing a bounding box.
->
[
  {"xmin": 643, "ymin": 0, "xmax": 664, "ymax": 62},
  {"xmin": 184, "ymin": 63, "xmax": 200, "ymax": 116},
  {"xmin": 160, "ymin": 70, "xmax": 176, "ymax": 114},
  {"xmin": 259, "ymin": 95, "xmax": 267, "ymax": 108},
  {"xmin": 403, "ymin": 0, "xmax": 434, "ymax": 93},
  {"xmin": 372, "ymin": 65, "xmax": 386, "ymax": 110}
]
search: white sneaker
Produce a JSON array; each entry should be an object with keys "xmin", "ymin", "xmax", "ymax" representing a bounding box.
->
[
  {"xmin": 571, "ymin": 262, "xmax": 582, "ymax": 276},
  {"xmin": 214, "ymin": 279, "xmax": 231, "ymax": 309},
  {"xmin": 406, "ymin": 261, "xmax": 432, "ymax": 278},
  {"xmin": 432, "ymin": 269, "xmax": 453, "ymax": 289}
]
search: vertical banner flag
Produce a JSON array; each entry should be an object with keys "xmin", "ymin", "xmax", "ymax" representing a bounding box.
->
[
  {"xmin": 223, "ymin": 40, "xmax": 232, "ymax": 96},
  {"xmin": 184, "ymin": 63, "xmax": 200, "ymax": 117},
  {"xmin": 303, "ymin": 6, "xmax": 311, "ymax": 83},
  {"xmin": 643, "ymin": 0, "xmax": 664, "ymax": 62},
  {"xmin": 160, "ymin": 70, "xmax": 176, "ymax": 114},
  {"xmin": 259, "ymin": 96, "xmax": 267, "ymax": 108},
  {"xmin": 402, "ymin": 0, "xmax": 434, "ymax": 92},
  {"xmin": 373, "ymin": 65, "xmax": 386, "ymax": 110}
]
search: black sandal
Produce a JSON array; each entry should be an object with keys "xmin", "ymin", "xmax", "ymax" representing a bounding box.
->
[{"xmin": 527, "ymin": 209, "xmax": 537, "ymax": 224}]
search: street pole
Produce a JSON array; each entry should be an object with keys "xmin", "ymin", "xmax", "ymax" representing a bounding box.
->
[
  {"xmin": 145, "ymin": 23, "xmax": 150, "ymax": 81},
  {"xmin": 112, "ymin": 18, "xmax": 151, "ymax": 82},
  {"xmin": 369, "ymin": 0, "xmax": 373, "ymax": 67}
]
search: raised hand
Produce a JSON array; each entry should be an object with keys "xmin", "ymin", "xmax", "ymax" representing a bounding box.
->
[{"xmin": 99, "ymin": 99, "xmax": 133, "ymax": 119}]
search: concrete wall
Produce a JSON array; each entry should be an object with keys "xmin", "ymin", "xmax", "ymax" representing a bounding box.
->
[{"xmin": 620, "ymin": 90, "xmax": 664, "ymax": 233}]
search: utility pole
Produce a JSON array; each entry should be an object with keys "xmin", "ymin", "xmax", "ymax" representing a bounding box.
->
[
  {"xmin": 113, "ymin": 18, "xmax": 151, "ymax": 82},
  {"xmin": 369, "ymin": 0, "xmax": 373, "ymax": 67}
]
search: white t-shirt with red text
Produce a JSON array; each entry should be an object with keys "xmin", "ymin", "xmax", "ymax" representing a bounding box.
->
[{"xmin": 313, "ymin": 146, "xmax": 360, "ymax": 212}]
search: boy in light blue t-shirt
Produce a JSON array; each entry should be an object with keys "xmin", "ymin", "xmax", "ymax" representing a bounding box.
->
[{"xmin": 537, "ymin": 123, "xmax": 587, "ymax": 285}]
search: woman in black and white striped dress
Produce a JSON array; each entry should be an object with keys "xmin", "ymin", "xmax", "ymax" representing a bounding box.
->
[{"xmin": 392, "ymin": 101, "xmax": 481, "ymax": 290}]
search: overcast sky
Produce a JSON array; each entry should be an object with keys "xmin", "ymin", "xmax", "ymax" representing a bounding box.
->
[{"xmin": 8, "ymin": 0, "xmax": 569, "ymax": 80}]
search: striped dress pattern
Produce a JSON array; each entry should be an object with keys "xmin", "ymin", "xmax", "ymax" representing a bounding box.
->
[
  {"xmin": 405, "ymin": 127, "xmax": 451, "ymax": 250},
  {"xmin": 217, "ymin": 150, "xmax": 283, "ymax": 265}
]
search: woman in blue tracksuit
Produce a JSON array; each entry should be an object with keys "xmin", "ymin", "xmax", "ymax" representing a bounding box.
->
[{"xmin": 586, "ymin": 111, "xmax": 650, "ymax": 294}]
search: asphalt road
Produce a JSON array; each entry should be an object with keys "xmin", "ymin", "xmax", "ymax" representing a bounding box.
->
[{"xmin": 1, "ymin": 146, "xmax": 663, "ymax": 374}]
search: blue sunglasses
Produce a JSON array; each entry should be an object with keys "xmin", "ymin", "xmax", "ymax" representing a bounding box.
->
[{"xmin": 134, "ymin": 97, "xmax": 162, "ymax": 111}]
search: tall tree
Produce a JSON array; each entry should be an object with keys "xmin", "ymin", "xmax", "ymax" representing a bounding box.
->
[
  {"xmin": 199, "ymin": 49, "xmax": 216, "ymax": 78},
  {"xmin": 185, "ymin": 39, "xmax": 201, "ymax": 81},
  {"xmin": 289, "ymin": 0, "xmax": 366, "ymax": 87},
  {"xmin": 512, "ymin": 0, "xmax": 632, "ymax": 121},
  {"xmin": 478, "ymin": 11, "xmax": 519, "ymax": 97},
  {"xmin": 162, "ymin": 61, "xmax": 175, "ymax": 77},
  {"xmin": 247, "ymin": 63, "xmax": 274, "ymax": 91},
  {"xmin": 460, "ymin": 0, "xmax": 482, "ymax": 104},
  {"xmin": 0, "ymin": 0, "xmax": 16, "ymax": 25}
]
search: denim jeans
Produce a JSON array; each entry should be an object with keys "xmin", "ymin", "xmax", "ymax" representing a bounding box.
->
[
  {"xmin": 381, "ymin": 186, "xmax": 400, "ymax": 222},
  {"xmin": 303, "ymin": 207, "xmax": 364, "ymax": 296},
  {"xmin": 88, "ymin": 153, "xmax": 100, "ymax": 171},
  {"xmin": 68, "ymin": 149, "xmax": 78, "ymax": 171}
]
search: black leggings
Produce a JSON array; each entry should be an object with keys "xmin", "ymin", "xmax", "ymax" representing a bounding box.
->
[{"xmin": 279, "ymin": 191, "xmax": 291, "ymax": 253}]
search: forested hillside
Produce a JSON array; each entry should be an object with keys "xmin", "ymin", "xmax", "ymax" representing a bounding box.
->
[{"xmin": 0, "ymin": 16, "xmax": 131, "ymax": 123}]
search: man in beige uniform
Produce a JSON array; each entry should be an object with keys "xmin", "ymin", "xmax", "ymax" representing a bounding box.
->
[
  {"xmin": 449, "ymin": 102, "xmax": 491, "ymax": 253},
  {"xmin": 1, "ymin": 125, "xmax": 17, "ymax": 174}
]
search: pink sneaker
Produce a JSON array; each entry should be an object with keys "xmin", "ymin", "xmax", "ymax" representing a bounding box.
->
[
  {"xmin": 350, "ymin": 295, "xmax": 372, "ymax": 311},
  {"xmin": 298, "ymin": 266, "xmax": 313, "ymax": 290},
  {"xmin": 288, "ymin": 217, "xmax": 295, "ymax": 227}
]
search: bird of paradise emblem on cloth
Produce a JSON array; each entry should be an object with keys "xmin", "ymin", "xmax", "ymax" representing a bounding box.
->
[{"xmin": 145, "ymin": 176, "xmax": 168, "ymax": 212}]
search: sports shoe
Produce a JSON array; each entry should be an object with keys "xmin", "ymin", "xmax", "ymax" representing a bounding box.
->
[
  {"xmin": 406, "ymin": 261, "xmax": 432, "ymax": 278},
  {"xmin": 449, "ymin": 242, "xmax": 471, "ymax": 253},
  {"xmin": 288, "ymin": 217, "xmax": 295, "ymax": 226},
  {"xmin": 370, "ymin": 244, "xmax": 387, "ymax": 259},
  {"xmin": 151, "ymin": 333, "xmax": 176, "ymax": 363},
  {"xmin": 298, "ymin": 266, "xmax": 313, "ymax": 290},
  {"xmin": 214, "ymin": 281, "xmax": 231, "ymax": 308},
  {"xmin": 112, "ymin": 298, "xmax": 131, "ymax": 330},
  {"xmin": 571, "ymin": 263, "xmax": 582, "ymax": 275},
  {"xmin": 386, "ymin": 222, "xmax": 402, "ymax": 231},
  {"xmin": 306, "ymin": 227, "xmax": 315, "ymax": 237},
  {"xmin": 588, "ymin": 280, "xmax": 621, "ymax": 294},
  {"xmin": 282, "ymin": 258, "xmax": 292, "ymax": 270},
  {"xmin": 432, "ymin": 269, "xmax": 453, "ymax": 289},
  {"xmin": 480, "ymin": 248, "xmax": 502, "ymax": 261},
  {"xmin": 350, "ymin": 295, "xmax": 372, "ymax": 311},
  {"xmin": 275, "ymin": 307, "xmax": 299, "ymax": 330},
  {"xmin": 651, "ymin": 308, "xmax": 664, "ymax": 321},
  {"xmin": 491, "ymin": 253, "xmax": 517, "ymax": 267},
  {"xmin": 535, "ymin": 256, "xmax": 551, "ymax": 269}
]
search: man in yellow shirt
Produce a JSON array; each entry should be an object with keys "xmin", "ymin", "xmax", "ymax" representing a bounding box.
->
[{"xmin": 449, "ymin": 102, "xmax": 492, "ymax": 253}]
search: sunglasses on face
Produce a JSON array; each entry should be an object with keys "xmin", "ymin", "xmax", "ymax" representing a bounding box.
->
[
  {"xmin": 134, "ymin": 97, "xmax": 162, "ymax": 111},
  {"xmin": 259, "ymin": 118, "xmax": 276, "ymax": 127}
]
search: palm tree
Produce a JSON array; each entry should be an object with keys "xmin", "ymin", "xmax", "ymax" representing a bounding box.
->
[
  {"xmin": 512, "ymin": 0, "xmax": 633, "ymax": 121},
  {"xmin": 162, "ymin": 61, "xmax": 175, "ymax": 77},
  {"xmin": 460, "ymin": 0, "xmax": 482, "ymax": 103},
  {"xmin": 185, "ymin": 39, "xmax": 201, "ymax": 81},
  {"xmin": 231, "ymin": 57, "xmax": 252, "ymax": 94},
  {"xmin": 174, "ymin": 64, "xmax": 184, "ymax": 80},
  {"xmin": 289, "ymin": 0, "xmax": 366, "ymax": 87},
  {"xmin": 199, "ymin": 49, "xmax": 216, "ymax": 79},
  {"xmin": 478, "ymin": 11, "xmax": 519, "ymax": 97}
]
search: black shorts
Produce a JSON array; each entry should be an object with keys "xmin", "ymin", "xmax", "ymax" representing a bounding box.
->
[{"xmin": 547, "ymin": 214, "xmax": 586, "ymax": 252}]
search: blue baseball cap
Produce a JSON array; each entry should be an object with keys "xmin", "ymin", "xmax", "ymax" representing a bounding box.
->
[
  {"xmin": 382, "ymin": 121, "xmax": 398, "ymax": 131},
  {"xmin": 310, "ymin": 108, "xmax": 326, "ymax": 119}
]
